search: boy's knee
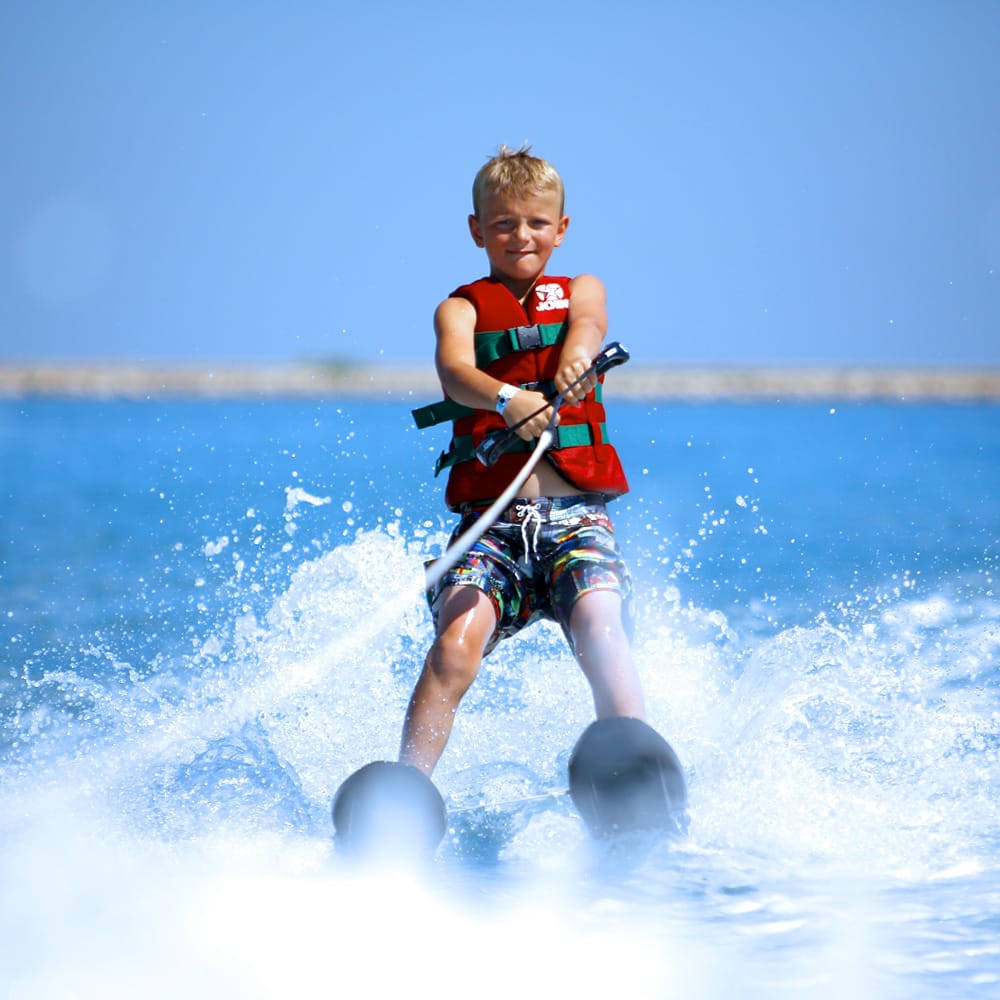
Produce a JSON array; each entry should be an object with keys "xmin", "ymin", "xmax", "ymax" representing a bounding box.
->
[
  {"xmin": 573, "ymin": 621, "xmax": 628, "ymax": 659},
  {"xmin": 427, "ymin": 635, "xmax": 483, "ymax": 692},
  {"xmin": 569, "ymin": 593, "xmax": 626, "ymax": 638}
]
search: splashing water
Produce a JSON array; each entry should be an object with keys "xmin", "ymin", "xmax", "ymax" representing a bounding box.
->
[{"xmin": 1, "ymin": 398, "xmax": 999, "ymax": 997}]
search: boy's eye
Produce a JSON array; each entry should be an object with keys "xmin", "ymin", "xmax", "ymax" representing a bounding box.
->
[{"xmin": 488, "ymin": 216, "xmax": 553, "ymax": 234}]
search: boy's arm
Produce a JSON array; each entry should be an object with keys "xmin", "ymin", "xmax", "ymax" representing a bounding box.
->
[
  {"xmin": 554, "ymin": 274, "xmax": 608, "ymax": 403},
  {"xmin": 434, "ymin": 297, "xmax": 553, "ymax": 441}
]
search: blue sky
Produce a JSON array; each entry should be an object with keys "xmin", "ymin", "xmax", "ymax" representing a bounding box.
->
[{"xmin": 3, "ymin": 1, "xmax": 998, "ymax": 367}]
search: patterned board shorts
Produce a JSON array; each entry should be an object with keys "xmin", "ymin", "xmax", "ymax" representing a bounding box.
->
[{"xmin": 426, "ymin": 494, "xmax": 633, "ymax": 655}]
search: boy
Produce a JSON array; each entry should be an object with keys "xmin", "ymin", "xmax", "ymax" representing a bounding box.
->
[{"xmin": 400, "ymin": 146, "xmax": 646, "ymax": 775}]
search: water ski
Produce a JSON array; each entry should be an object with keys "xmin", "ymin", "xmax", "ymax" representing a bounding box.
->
[
  {"xmin": 568, "ymin": 717, "xmax": 688, "ymax": 838},
  {"xmin": 331, "ymin": 761, "xmax": 447, "ymax": 859}
]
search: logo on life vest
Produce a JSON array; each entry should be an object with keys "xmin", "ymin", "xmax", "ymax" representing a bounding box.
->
[{"xmin": 534, "ymin": 283, "xmax": 569, "ymax": 312}]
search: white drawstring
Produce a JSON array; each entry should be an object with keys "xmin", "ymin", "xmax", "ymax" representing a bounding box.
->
[{"xmin": 514, "ymin": 501, "xmax": 544, "ymax": 566}]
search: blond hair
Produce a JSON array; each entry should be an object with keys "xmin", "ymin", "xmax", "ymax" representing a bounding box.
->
[{"xmin": 471, "ymin": 144, "xmax": 565, "ymax": 217}]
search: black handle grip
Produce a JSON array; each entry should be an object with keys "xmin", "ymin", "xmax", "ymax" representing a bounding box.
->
[
  {"xmin": 475, "ymin": 432, "xmax": 512, "ymax": 468},
  {"xmin": 592, "ymin": 341, "xmax": 630, "ymax": 377},
  {"xmin": 475, "ymin": 342, "xmax": 630, "ymax": 467}
]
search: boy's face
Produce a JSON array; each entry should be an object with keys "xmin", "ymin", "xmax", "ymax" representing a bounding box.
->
[{"xmin": 468, "ymin": 189, "xmax": 569, "ymax": 289}]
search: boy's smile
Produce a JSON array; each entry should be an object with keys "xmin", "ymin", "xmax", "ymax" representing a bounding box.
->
[{"xmin": 468, "ymin": 190, "xmax": 569, "ymax": 299}]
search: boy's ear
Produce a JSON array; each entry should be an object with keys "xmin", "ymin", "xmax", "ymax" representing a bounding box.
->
[
  {"xmin": 554, "ymin": 214, "xmax": 570, "ymax": 246},
  {"xmin": 468, "ymin": 214, "xmax": 485, "ymax": 248}
]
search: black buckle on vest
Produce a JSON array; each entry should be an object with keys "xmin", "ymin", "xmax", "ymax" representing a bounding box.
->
[{"xmin": 514, "ymin": 324, "xmax": 543, "ymax": 350}]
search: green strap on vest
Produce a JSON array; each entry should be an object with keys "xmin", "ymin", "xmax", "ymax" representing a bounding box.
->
[
  {"xmin": 433, "ymin": 422, "xmax": 608, "ymax": 477},
  {"xmin": 473, "ymin": 321, "xmax": 567, "ymax": 368},
  {"xmin": 412, "ymin": 398, "xmax": 470, "ymax": 429}
]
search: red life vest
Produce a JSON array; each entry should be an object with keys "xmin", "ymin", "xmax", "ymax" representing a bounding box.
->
[{"xmin": 412, "ymin": 275, "xmax": 629, "ymax": 511}]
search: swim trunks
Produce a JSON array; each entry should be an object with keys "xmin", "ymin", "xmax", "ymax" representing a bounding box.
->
[{"xmin": 426, "ymin": 494, "xmax": 633, "ymax": 655}]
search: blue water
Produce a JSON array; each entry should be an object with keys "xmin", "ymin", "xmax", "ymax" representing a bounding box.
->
[{"xmin": 1, "ymin": 396, "xmax": 999, "ymax": 997}]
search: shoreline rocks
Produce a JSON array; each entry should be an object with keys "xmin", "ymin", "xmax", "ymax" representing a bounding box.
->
[{"xmin": 2, "ymin": 362, "xmax": 999, "ymax": 402}]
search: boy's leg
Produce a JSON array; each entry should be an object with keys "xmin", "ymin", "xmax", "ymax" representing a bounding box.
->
[
  {"xmin": 568, "ymin": 589, "xmax": 646, "ymax": 721},
  {"xmin": 399, "ymin": 585, "xmax": 497, "ymax": 775}
]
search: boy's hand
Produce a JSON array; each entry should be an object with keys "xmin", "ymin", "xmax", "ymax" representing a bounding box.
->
[
  {"xmin": 503, "ymin": 387, "xmax": 555, "ymax": 441},
  {"xmin": 554, "ymin": 347, "xmax": 597, "ymax": 406}
]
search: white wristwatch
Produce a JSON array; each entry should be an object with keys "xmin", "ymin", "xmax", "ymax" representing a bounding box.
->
[{"xmin": 495, "ymin": 383, "xmax": 520, "ymax": 414}]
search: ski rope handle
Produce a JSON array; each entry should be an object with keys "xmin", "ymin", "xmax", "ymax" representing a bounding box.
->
[{"xmin": 475, "ymin": 341, "xmax": 630, "ymax": 467}]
